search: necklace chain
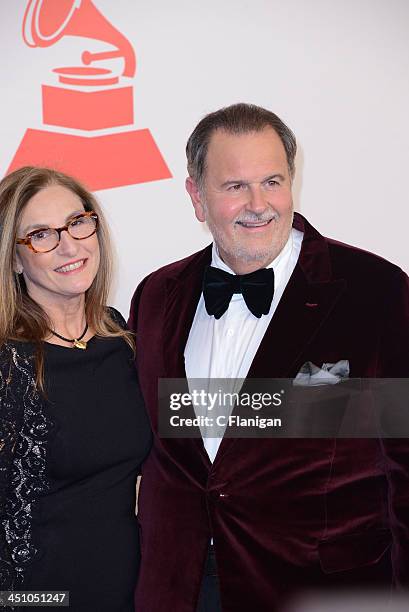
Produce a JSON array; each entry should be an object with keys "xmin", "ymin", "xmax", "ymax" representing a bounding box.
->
[{"xmin": 50, "ymin": 323, "xmax": 88, "ymax": 349}]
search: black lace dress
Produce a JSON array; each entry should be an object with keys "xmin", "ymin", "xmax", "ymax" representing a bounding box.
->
[{"xmin": 0, "ymin": 314, "xmax": 151, "ymax": 611}]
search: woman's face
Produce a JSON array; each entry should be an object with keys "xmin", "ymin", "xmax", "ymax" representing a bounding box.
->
[{"xmin": 15, "ymin": 185, "xmax": 100, "ymax": 309}]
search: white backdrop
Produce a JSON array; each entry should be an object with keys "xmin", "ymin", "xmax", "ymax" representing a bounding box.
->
[{"xmin": 1, "ymin": 0, "xmax": 408, "ymax": 317}]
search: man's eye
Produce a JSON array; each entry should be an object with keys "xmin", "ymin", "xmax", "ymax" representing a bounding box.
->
[
  {"xmin": 266, "ymin": 180, "xmax": 279, "ymax": 187},
  {"xmin": 229, "ymin": 184, "xmax": 244, "ymax": 191}
]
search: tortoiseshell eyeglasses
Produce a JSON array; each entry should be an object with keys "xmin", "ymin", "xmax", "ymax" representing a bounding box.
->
[{"xmin": 16, "ymin": 211, "xmax": 98, "ymax": 253}]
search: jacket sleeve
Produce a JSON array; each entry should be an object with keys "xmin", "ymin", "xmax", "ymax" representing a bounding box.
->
[
  {"xmin": 377, "ymin": 268, "xmax": 409, "ymax": 377},
  {"xmin": 128, "ymin": 273, "xmax": 154, "ymax": 334},
  {"xmin": 378, "ymin": 268, "xmax": 409, "ymax": 586}
]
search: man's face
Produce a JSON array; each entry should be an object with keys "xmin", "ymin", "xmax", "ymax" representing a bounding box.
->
[{"xmin": 186, "ymin": 127, "xmax": 294, "ymax": 274}]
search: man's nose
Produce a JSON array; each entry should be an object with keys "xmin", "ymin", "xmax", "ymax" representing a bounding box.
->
[{"xmin": 246, "ymin": 184, "xmax": 268, "ymax": 214}]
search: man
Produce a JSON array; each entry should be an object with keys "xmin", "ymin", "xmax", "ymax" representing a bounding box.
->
[{"xmin": 129, "ymin": 104, "xmax": 409, "ymax": 612}]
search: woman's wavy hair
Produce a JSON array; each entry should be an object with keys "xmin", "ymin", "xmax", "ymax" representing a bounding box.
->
[{"xmin": 0, "ymin": 166, "xmax": 134, "ymax": 390}]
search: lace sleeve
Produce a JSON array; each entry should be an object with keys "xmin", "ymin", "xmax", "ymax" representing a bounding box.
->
[
  {"xmin": 0, "ymin": 344, "xmax": 53, "ymax": 600},
  {"xmin": 0, "ymin": 348, "xmax": 23, "ymax": 592}
]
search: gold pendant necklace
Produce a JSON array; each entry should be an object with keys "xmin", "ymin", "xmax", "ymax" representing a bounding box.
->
[
  {"xmin": 73, "ymin": 338, "xmax": 87, "ymax": 350},
  {"xmin": 50, "ymin": 323, "xmax": 88, "ymax": 349}
]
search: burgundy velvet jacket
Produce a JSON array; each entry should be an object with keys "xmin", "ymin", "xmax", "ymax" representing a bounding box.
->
[{"xmin": 129, "ymin": 214, "xmax": 409, "ymax": 612}]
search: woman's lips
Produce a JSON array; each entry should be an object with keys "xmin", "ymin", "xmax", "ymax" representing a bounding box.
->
[{"xmin": 54, "ymin": 259, "xmax": 87, "ymax": 274}]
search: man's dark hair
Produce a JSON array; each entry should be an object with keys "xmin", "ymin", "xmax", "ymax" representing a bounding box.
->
[{"xmin": 186, "ymin": 103, "xmax": 297, "ymax": 188}]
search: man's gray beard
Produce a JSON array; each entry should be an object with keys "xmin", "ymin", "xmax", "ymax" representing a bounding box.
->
[{"xmin": 214, "ymin": 231, "xmax": 277, "ymax": 264}]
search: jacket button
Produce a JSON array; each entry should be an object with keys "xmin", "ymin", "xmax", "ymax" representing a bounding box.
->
[{"xmin": 208, "ymin": 490, "xmax": 229, "ymax": 501}]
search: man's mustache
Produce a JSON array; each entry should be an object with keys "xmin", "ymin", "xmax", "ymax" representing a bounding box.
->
[{"xmin": 235, "ymin": 211, "xmax": 279, "ymax": 224}]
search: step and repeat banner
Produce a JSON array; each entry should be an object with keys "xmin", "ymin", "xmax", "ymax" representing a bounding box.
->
[{"xmin": 1, "ymin": 0, "xmax": 408, "ymax": 316}]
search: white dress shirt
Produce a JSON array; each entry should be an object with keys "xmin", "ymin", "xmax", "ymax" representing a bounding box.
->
[{"xmin": 184, "ymin": 227, "xmax": 303, "ymax": 462}]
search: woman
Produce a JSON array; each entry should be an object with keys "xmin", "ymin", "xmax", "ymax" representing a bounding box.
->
[{"xmin": 0, "ymin": 167, "xmax": 151, "ymax": 611}]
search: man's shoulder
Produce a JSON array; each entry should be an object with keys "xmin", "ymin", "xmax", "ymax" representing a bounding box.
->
[
  {"xmin": 298, "ymin": 213, "xmax": 406, "ymax": 282},
  {"xmin": 326, "ymin": 236, "xmax": 407, "ymax": 285},
  {"xmin": 128, "ymin": 245, "xmax": 212, "ymax": 328},
  {"xmin": 138, "ymin": 245, "xmax": 212, "ymax": 289}
]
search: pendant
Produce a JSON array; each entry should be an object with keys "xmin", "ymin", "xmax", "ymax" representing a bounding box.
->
[{"xmin": 73, "ymin": 339, "xmax": 87, "ymax": 350}]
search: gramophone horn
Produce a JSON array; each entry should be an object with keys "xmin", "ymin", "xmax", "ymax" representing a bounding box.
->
[{"xmin": 22, "ymin": 0, "xmax": 136, "ymax": 77}]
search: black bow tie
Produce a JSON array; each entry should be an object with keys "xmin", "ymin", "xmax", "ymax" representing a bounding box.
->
[{"xmin": 203, "ymin": 265, "xmax": 275, "ymax": 319}]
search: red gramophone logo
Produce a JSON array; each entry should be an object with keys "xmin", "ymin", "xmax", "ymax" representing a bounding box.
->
[{"xmin": 7, "ymin": 0, "xmax": 171, "ymax": 191}]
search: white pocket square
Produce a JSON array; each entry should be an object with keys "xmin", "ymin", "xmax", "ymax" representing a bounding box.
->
[{"xmin": 293, "ymin": 360, "xmax": 350, "ymax": 386}]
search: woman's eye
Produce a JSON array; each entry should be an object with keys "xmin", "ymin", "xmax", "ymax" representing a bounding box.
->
[
  {"xmin": 70, "ymin": 217, "xmax": 85, "ymax": 227},
  {"xmin": 32, "ymin": 230, "xmax": 51, "ymax": 242}
]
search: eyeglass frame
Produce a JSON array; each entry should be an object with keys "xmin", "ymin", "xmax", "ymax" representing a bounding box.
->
[{"xmin": 16, "ymin": 211, "xmax": 99, "ymax": 253}]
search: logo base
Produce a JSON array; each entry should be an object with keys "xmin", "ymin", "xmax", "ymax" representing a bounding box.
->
[{"xmin": 8, "ymin": 127, "xmax": 172, "ymax": 191}]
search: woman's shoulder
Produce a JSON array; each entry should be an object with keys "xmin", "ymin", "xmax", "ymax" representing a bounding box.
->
[
  {"xmin": 107, "ymin": 306, "xmax": 128, "ymax": 330},
  {"xmin": 0, "ymin": 340, "xmax": 35, "ymax": 373},
  {"xmin": 0, "ymin": 342, "xmax": 37, "ymax": 405}
]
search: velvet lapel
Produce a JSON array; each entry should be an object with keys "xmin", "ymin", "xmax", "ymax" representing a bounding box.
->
[
  {"xmin": 161, "ymin": 245, "xmax": 213, "ymax": 468},
  {"xmin": 248, "ymin": 213, "xmax": 347, "ymax": 377},
  {"xmin": 245, "ymin": 272, "xmax": 346, "ymax": 379},
  {"xmin": 162, "ymin": 245, "xmax": 212, "ymax": 378},
  {"xmin": 213, "ymin": 214, "xmax": 347, "ymax": 465}
]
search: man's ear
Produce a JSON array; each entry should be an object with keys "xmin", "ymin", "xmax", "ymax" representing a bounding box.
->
[{"xmin": 185, "ymin": 177, "xmax": 206, "ymax": 223}]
